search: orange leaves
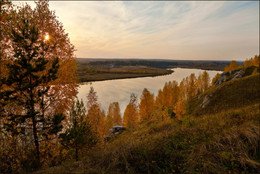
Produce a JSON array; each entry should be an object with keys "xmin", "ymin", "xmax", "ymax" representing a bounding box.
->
[
  {"xmin": 224, "ymin": 61, "xmax": 240, "ymax": 72},
  {"xmin": 108, "ymin": 102, "xmax": 122, "ymax": 126},
  {"xmin": 139, "ymin": 88, "xmax": 155, "ymax": 122},
  {"xmin": 123, "ymin": 94, "xmax": 139, "ymax": 129},
  {"xmin": 86, "ymin": 87, "xmax": 105, "ymax": 140},
  {"xmin": 244, "ymin": 55, "xmax": 260, "ymax": 68}
]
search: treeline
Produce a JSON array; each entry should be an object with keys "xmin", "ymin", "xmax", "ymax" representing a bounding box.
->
[
  {"xmin": 80, "ymin": 70, "xmax": 213, "ymax": 133},
  {"xmin": 78, "ymin": 58, "xmax": 238, "ymax": 71},
  {"xmin": 224, "ymin": 55, "xmax": 259, "ymax": 72}
]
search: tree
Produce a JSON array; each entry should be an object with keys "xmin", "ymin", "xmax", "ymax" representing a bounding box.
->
[
  {"xmin": 123, "ymin": 94, "xmax": 138, "ymax": 129},
  {"xmin": 60, "ymin": 99, "xmax": 97, "ymax": 161},
  {"xmin": 0, "ymin": 1, "xmax": 77, "ymax": 171},
  {"xmin": 174, "ymin": 80, "xmax": 186, "ymax": 119},
  {"xmin": 201, "ymin": 71, "xmax": 210, "ymax": 93},
  {"xmin": 0, "ymin": 0, "xmax": 12, "ymax": 63},
  {"xmin": 139, "ymin": 88, "xmax": 155, "ymax": 121},
  {"xmin": 224, "ymin": 60, "xmax": 240, "ymax": 72},
  {"xmin": 187, "ymin": 74, "xmax": 197, "ymax": 98},
  {"xmin": 108, "ymin": 102, "xmax": 122, "ymax": 125},
  {"xmin": 104, "ymin": 113, "xmax": 113, "ymax": 136},
  {"xmin": 244, "ymin": 55, "xmax": 260, "ymax": 68},
  {"xmin": 1, "ymin": 1, "xmax": 78, "ymax": 119},
  {"xmin": 155, "ymin": 81, "xmax": 179, "ymax": 120},
  {"xmin": 97, "ymin": 110, "xmax": 106, "ymax": 139},
  {"xmin": 86, "ymin": 87, "xmax": 98, "ymax": 109},
  {"xmin": 86, "ymin": 87, "xmax": 103, "ymax": 138},
  {"xmin": 33, "ymin": 1, "xmax": 78, "ymax": 117},
  {"xmin": 211, "ymin": 73, "xmax": 220, "ymax": 86},
  {"xmin": 0, "ymin": 10, "xmax": 63, "ymax": 165}
]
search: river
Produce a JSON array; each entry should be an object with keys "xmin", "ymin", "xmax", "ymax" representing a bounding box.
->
[{"xmin": 77, "ymin": 68, "xmax": 221, "ymax": 115}]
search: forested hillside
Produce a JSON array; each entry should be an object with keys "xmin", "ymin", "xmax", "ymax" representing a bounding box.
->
[{"xmin": 36, "ymin": 60, "xmax": 260, "ymax": 174}]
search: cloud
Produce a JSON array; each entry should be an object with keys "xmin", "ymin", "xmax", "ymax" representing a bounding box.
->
[{"xmin": 13, "ymin": 1, "xmax": 259, "ymax": 60}]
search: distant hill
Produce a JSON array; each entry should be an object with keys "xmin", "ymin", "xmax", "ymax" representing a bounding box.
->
[{"xmin": 76, "ymin": 58, "xmax": 241, "ymax": 71}]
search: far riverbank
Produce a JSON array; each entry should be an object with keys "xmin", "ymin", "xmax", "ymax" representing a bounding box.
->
[{"xmin": 77, "ymin": 65, "xmax": 173, "ymax": 82}]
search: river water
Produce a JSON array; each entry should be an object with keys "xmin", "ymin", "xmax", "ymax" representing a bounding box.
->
[{"xmin": 77, "ymin": 68, "xmax": 221, "ymax": 114}]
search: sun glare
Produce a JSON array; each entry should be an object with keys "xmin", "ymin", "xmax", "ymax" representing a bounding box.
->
[{"xmin": 44, "ymin": 34, "xmax": 49, "ymax": 41}]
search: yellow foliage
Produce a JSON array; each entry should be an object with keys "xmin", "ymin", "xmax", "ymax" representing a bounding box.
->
[
  {"xmin": 139, "ymin": 88, "xmax": 155, "ymax": 122},
  {"xmin": 123, "ymin": 94, "xmax": 139, "ymax": 129}
]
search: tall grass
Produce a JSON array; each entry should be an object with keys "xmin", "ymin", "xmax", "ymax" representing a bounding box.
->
[
  {"xmin": 35, "ymin": 103, "xmax": 260, "ymax": 174},
  {"xmin": 35, "ymin": 72, "xmax": 260, "ymax": 174}
]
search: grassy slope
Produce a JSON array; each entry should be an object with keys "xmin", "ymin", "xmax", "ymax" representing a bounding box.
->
[
  {"xmin": 189, "ymin": 74, "xmax": 260, "ymax": 116},
  {"xmin": 35, "ymin": 74, "xmax": 260, "ymax": 174}
]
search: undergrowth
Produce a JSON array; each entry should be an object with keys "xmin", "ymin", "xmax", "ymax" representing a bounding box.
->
[{"xmin": 36, "ymin": 103, "xmax": 260, "ymax": 174}]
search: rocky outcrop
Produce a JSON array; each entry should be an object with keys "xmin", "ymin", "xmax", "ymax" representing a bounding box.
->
[
  {"xmin": 109, "ymin": 125, "xmax": 126, "ymax": 135},
  {"xmin": 214, "ymin": 69, "xmax": 245, "ymax": 87},
  {"xmin": 200, "ymin": 94, "xmax": 213, "ymax": 108},
  {"xmin": 104, "ymin": 125, "xmax": 126, "ymax": 142}
]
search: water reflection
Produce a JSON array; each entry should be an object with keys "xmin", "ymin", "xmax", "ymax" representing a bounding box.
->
[{"xmin": 78, "ymin": 68, "xmax": 221, "ymax": 114}]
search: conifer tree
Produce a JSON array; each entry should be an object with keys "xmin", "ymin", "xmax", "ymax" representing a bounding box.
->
[
  {"xmin": 60, "ymin": 99, "xmax": 97, "ymax": 161},
  {"xmin": 1, "ymin": 1, "xmax": 78, "ymax": 118},
  {"xmin": 0, "ymin": 15, "xmax": 62, "ymax": 165}
]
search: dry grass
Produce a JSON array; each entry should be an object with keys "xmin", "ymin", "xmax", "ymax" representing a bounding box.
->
[
  {"xmin": 189, "ymin": 73, "xmax": 260, "ymax": 116},
  {"xmin": 35, "ymin": 74, "xmax": 260, "ymax": 174},
  {"xmin": 36, "ymin": 103, "xmax": 260, "ymax": 174}
]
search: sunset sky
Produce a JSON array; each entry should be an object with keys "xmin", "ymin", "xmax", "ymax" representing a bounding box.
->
[{"xmin": 14, "ymin": 1, "xmax": 259, "ymax": 60}]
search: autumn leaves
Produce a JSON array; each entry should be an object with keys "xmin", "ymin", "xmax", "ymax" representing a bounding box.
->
[{"xmin": 84, "ymin": 70, "xmax": 212, "ymax": 138}]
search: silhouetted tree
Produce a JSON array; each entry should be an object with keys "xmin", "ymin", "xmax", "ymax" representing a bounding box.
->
[
  {"xmin": 60, "ymin": 99, "xmax": 97, "ymax": 161},
  {"xmin": 0, "ymin": 14, "xmax": 61, "ymax": 166}
]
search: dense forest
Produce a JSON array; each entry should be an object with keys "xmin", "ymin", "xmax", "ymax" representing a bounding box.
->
[{"xmin": 0, "ymin": 1, "xmax": 259, "ymax": 174}]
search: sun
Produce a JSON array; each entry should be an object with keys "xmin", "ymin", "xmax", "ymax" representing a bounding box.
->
[{"xmin": 44, "ymin": 34, "xmax": 50, "ymax": 41}]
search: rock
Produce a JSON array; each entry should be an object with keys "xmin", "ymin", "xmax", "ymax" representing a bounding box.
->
[
  {"xmin": 231, "ymin": 69, "xmax": 245, "ymax": 80},
  {"xmin": 200, "ymin": 94, "xmax": 212, "ymax": 108},
  {"xmin": 214, "ymin": 71, "xmax": 230, "ymax": 86},
  {"xmin": 109, "ymin": 125, "xmax": 126, "ymax": 134},
  {"xmin": 104, "ymin": 125, "xmax": 126, "ymax": 142},
  {"xmin": 214, "ymin": 69, "xmax": 245, "ymax": 87}
]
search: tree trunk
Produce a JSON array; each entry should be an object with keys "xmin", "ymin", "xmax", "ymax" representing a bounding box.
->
[
  {"xmin": 75, "ymin": 147, "xmax": 78, "ymax": 161},
  {"xmin": 32, "ymin": 115, "xmax": 40, "ymax": 163},
  {"xmin": 30, "ymin": 81, "xmax": 40, "ymax": 166}
]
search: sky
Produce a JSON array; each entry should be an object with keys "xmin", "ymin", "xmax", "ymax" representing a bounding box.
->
[{"xmin": 13, "ymin": 1, "xmax": 259, "ymax": 60}]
